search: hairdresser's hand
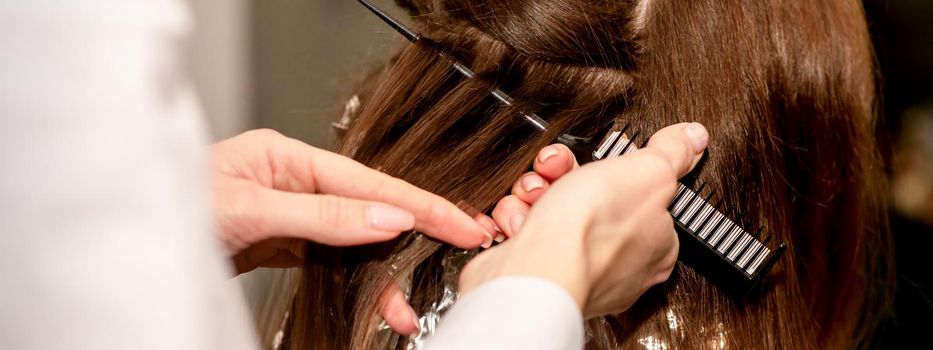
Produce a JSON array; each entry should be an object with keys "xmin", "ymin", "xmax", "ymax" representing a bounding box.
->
[
  {"xmin": 461, "ymin": 123, "xmax": 708, "ymax": 318},
  {"xmin": 491, "ymin": 142, "xmax": 579, "ymax": 238},
  {"xmin": 210, "ymin": 129, "xmax": 494, "ymax": 334}
]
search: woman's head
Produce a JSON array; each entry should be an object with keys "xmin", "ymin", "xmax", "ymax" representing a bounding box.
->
[{"xmin": 279, "ymin": 0, "xmax": 891, "ymax": 348}]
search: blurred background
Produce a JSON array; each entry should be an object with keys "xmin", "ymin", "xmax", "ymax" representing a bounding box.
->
[
  {"xmin": 188, "ymin": 0, "xmax": 406, "ymax": 342},
  {"xmin": 188, "ymin": 0, "xmax": 932, "ymax": 346},
  {"xmin": 864, "ymin": 0, "xmax": 933, "ymax": 346},
  {"xmin": 190, "ymin": 0, "xmax": 403, "ymax": 144}
]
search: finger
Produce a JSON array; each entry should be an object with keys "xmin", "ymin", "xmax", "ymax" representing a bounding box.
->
[
  {"xmin": 511, "ymin": 172, "xmax": 549, "ymax": 204},
  {"xmin": 491, "ymin": 195, "xmax": 530, "ymax": 238},
  {"xmin": 510, "ymin": 214, "xmax": 526, "ymax": 235},
  {"xmin": 295, "ymin": 146, "xmax": 491, "ymax": 248},
  {"xmin": 474, "ymin": 213, "xmax": 504, "ymax": 246},
  {"xmin": 533, "ymin": 144, "xmax": 579, "ymax": 182},
  {"xmin": 250, "ymin": 186, "xmax": 413, "ymax": 246},
  {"xmin": 378, "ymin": 283, "xmax": 420, "ymax": 336},
  {"xmin": 640, "ymin": 122, "xmax": 708, "ymax": 178}
]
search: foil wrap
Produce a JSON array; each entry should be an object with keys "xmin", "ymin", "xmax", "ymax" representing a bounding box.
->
[{"xmin": 376, "ymin": 248, "xmax": 477, "ymax": 349}]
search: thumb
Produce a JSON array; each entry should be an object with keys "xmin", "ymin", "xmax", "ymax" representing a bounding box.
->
[
  {"xmin": 378, "ymin": 283, "xmax": 420, "ymax": 336},
  {"xmin": 642, "ymin": 122, "xmax": 709, "ymax": 178},
  {"xmin": 253, "ymin": 186, "xmax": 415, "ymax": 246}
]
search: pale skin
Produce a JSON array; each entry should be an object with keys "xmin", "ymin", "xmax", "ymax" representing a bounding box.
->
[
  {"xmin": 210, "ymin": 122, "xmax": 707, "ymax": 335},
  {"xmin": 463, "ymin": 122, "xmax": 709, "ymax": 317},
  {"xmin": 210, "ymin": 129, "xmax": 496, "ymax": 336}
]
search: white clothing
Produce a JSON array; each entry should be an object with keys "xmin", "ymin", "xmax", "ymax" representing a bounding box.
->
[
  {"xmin": 423, "ymin": 277, "xmax": 585, "ymax": 350},
  {"xmin": 0, "ymin": 2, "xmax": 584, "ymax": 349},
  {"xmin": 0, "ymin": 1, "xmax": 257, "ymax": 349}
]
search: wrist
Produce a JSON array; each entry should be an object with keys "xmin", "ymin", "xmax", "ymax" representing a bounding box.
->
[
  {"xmin": 460, "ymin": 217, "xmax": 589, "ymax": 311},
  {"xmin": 504, "ymin": 221, "xmax": 590, "ymax": 309}
]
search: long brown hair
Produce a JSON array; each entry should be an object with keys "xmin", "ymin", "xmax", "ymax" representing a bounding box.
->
[{"xmin": 275, "ymin": 0, "xmax": 892, "ymax": 348}]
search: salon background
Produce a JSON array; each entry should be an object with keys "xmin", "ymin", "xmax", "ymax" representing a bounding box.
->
[{"xmin": 189, "ymin": 0, "xmax": 931, "ymax": 347}]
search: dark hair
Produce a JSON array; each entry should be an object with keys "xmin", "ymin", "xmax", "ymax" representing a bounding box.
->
[{"xmin": 274, "ymin": 0, "xmax": 892, "ymax": 348}]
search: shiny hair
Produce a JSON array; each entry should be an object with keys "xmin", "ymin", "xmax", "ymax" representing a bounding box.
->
[{"xmin": 271, "ymin": 0, "xmax": 892, "ymax": 348}]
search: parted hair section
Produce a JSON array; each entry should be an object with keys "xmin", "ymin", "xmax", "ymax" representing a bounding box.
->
[{"xmin": 277, "ymin": 0, "xmax": 892, "ymax": 349}]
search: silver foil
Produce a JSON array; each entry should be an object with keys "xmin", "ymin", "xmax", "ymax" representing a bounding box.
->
[
  {"xmin": 376, "ymin": 248, "xmax": 476, "ymax": 349},
  {"xmin": 378, "ymin": 263, "xmax": 733, "ymax": 350}
]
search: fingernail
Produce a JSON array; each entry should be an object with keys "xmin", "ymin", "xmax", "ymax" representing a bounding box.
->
[
  {"xmin": 683, "ymin": 123, "xmax": 709, "ymax": 153},
  {"xmin": 521, "ymin": 174, "xmax": 545, "ymax": 192},
  {"xmin": 509, "ymin": 214, "xmax": 525, "ymax": 235},
  {"xmin": 480, "ymin": 229, "xmax": 496, "ymax": 249},
  {"xmin": 475, "ymin": 213, "xmax": 498, "ymax": 234},
  {"xmin": 494, "ymin": 232, "xmax": 506, "ymax": 243},
  {"xmin": 410, "ymin": 309, "xmax": 421, "ymax": 333},
  {"xmin": 537, "ymin": 145, "xmax": 559, "ymax": 164},
  {"xmin": 368, "ymin": 205, "xmax": 415, "ymax": 231},
  {"xmin": 480, "ymin": 229, "xmax": 494, "ymax": 248}
]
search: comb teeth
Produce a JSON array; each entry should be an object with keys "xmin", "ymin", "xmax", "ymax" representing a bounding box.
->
[
  {"xmin": 356, "ymin": 0, "xmax": 784, "ymax": 291},
  {"xmin": 590, "ymin": 121, "xmax": 785, "ymax": 289}
]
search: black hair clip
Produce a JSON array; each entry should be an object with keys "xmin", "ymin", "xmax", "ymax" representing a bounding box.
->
[{"xmin": 357, "ymin": 0, "xmax": 785, "ymax": 292}]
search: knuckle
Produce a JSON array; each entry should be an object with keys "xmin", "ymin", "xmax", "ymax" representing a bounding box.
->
[
  {"xmin": 653, "ymin": 265, "xmax": 675, "ymax": 285},
  {"xmin": 491, "ymin": 196, "xmax": 511, "ymax": 218},
  {"xmin": 258, "ymin": 128, "xmax": 282, "ymax": 136},
  {"xmin": 656, "ymin": 222, "xmax": 679, "ymax": 274},
  {"xmin": 423, "ymin": 198, "xmax": 453, "ymax": 231},
  {"xmin": 498, "ymin": 195, "xmax": 524, "ymax": 213},
  {"xmin": 227, "ymin": 184, "xmax": 274, "ymax": 240},
  {"xmin": 370, "ymin": 175, "xmax": 392, "ymax": 200},
  {"xmin": 316, "ymin": 194, "xmax": 349, "ymax": 231},
  {"xmin": 246, "ymin": 128, "xmax": 283, "ymax": 139},
  {"xmin": 661, "ymin": 249, "xmax": 679, "ymax": 274}
]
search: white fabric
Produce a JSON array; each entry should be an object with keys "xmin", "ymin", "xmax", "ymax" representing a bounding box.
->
[
  {"xmin": 0, "ymin": 2, "xmax": 584, "ymax": 350},
  {"xmin": 0, "ymin": 1, "xmax": 257, "ymax": 349},
  {"xmin": 424, "ymin": 277, "xmax": 585, "ymax": 350}
]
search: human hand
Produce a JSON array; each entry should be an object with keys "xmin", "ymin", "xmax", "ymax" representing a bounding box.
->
[
  {"xmin": 210, "ymin": 129, "xmax": 494, "ymax": 335},
  {"xmin": 460, "ymin": 123, "xmax": 708, "ymax": 318}
]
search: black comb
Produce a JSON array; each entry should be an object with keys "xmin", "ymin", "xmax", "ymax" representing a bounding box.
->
[
  {"xmin": 587, "ymin": 121, "xmax": 786, "ymax": 290},
  {"xmin": 357, "ymin": 0, "xmax": 785, "ymax": 291}
]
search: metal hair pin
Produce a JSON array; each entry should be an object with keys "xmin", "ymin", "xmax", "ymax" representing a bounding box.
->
[{"xmin": 357, "ymin": 0, "xmax": 785, "ymax": 292}]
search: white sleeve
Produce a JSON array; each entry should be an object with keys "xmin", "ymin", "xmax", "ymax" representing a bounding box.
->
[
  {"xmin": 423, "ymin": 277, "xmax": 585, "ymax": 350},
  {"xmin": 0, "ymin": 2, "xmax": 257, "ymax": 349}
]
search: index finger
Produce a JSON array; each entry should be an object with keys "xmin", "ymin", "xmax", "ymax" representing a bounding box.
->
[{"xmin": 304, "ymin": 148, "xmax": 492, "ymax": 248}]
